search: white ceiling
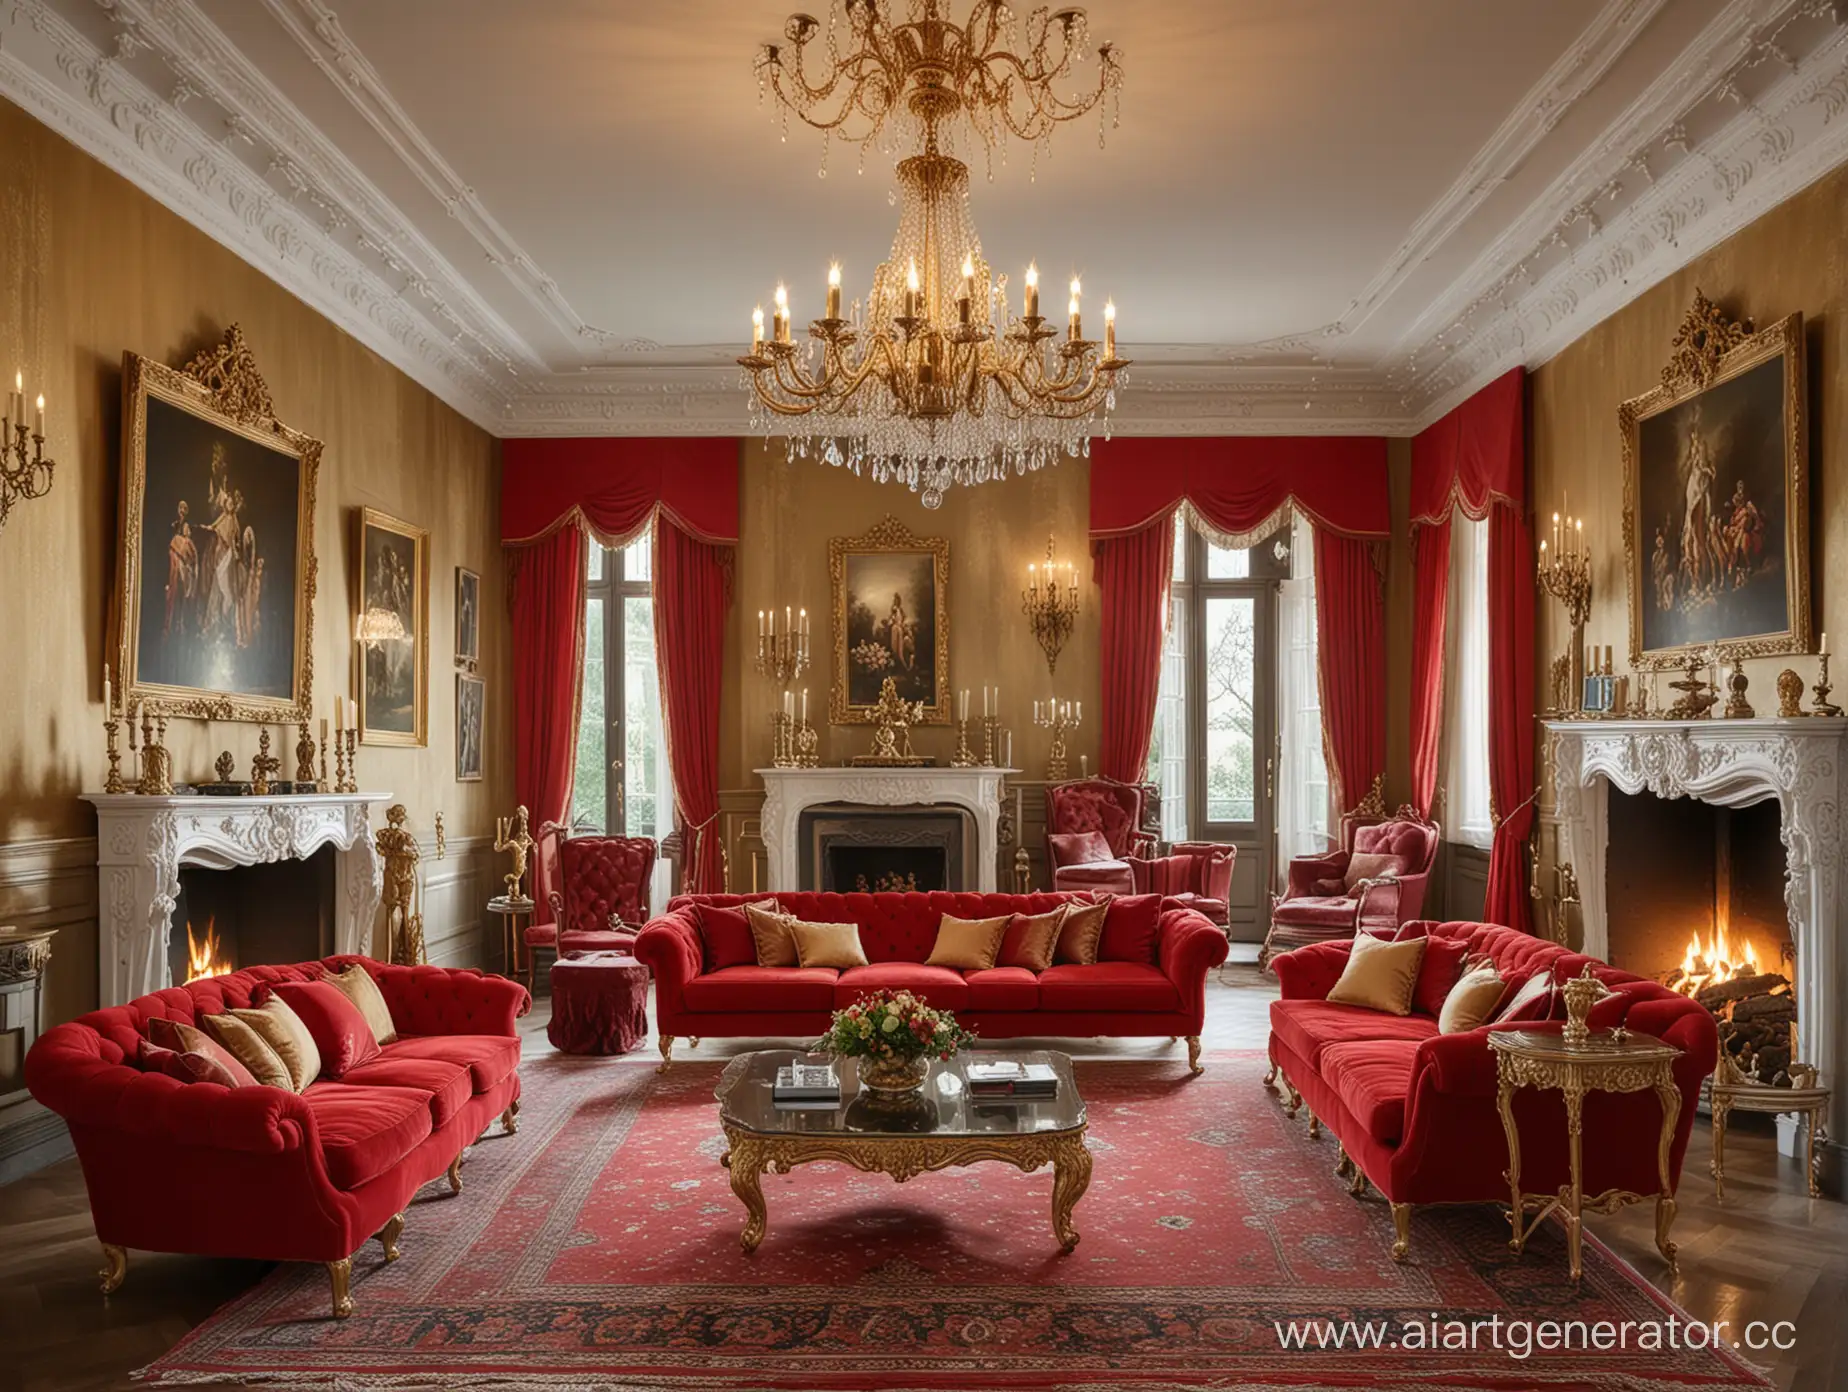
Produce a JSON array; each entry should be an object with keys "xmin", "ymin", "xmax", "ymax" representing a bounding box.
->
[{"xmin": 6, "ymin": 0, "xmax": 1848, "ymax": 433}]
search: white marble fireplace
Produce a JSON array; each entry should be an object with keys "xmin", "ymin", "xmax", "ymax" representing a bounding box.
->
[
  {"xmin": 83, "ymin": 792, "xmax": 388, "ymax": 1007},
  {"xmin": 1546, "ymin": 718, "xmax": 1845, "ymax": 1189}
]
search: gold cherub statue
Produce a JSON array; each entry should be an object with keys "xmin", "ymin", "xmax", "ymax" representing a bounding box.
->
[
  {"xmin": 375, "ymin": 804, "xmax": 425, "ymax": 966},
  {"xmin": 494, "ymin": 804, "xmax": 536, "ymax": 903}
]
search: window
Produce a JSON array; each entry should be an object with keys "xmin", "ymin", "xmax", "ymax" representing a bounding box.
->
[
  {"xmin": 1275, "ymin": 511, "xmax": 1329, "ymax": 860},
  {"xmin": 572, "ymin": 529, "xmax": 675, "ymax": 905},
  {"xmin": 1443, "ymin": 513, "xmax": 1494, "ymax": 848}
]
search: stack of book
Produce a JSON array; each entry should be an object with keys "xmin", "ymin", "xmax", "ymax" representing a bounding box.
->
[
  {"xmin": 966, "ymin": 1060, "xmax": 1059, "ymax": 1099},
  {"xmin": 772, "ymin": 1061, "xmax": 841, "ymax": 1110}
]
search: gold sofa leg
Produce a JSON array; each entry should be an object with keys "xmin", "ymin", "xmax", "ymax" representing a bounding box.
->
[
  {"xmin": 326, "ymin": 1257, "xmax": 354, "ymax": 1318},
  {"xmin": 689, "ymin": 1036, "xmax": 701, "ymax": 1049},
  {"xmin": 98, "ymin": 1242, "xmax": 127, "ymax": 1295},
  {"xmin": 1306, "ymin": 1111, "xmax": 1321, "ymax": 1140},
  {"xmin": 1282, "ymin": 1078, "xmax": 1302, "ymax": 1118},
  {"xmin": 1334, "ymin": 1144, "xmax": 1351, "ymax": 1178},
  {"xmin": 1390, "ymin": 1202, "xmax": 1413, "ymax": 1263},
  {"xmin": 1185, "ymin": 1035, "xmax": 1204, "ymax": 1075},
  {"xmin": 656, "ymin": 1035, "xmax": 675, "ymax": 1073},
  {"xmin": 501, "ymin": 1101, "xmax": 519, "ymax": 1136},
  {"xmin": 1263, "ymin": 1059, "xmax": 1278, "ymax": 1089},
  {"xmin": 377, "ymin": 1212, "xmax": 405, "ymax": 1263},
  {"xmin": 446, "ymin": 1155, "xmax": 464, "ymax": 1195}
]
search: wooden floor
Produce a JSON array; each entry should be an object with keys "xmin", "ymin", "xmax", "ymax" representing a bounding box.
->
[{"xmin": 2, "ymin": 955, "xmax": 1843, "ymax": 1391}]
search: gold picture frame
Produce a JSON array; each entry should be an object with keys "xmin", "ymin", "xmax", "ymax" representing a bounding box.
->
[
  {"xmin": 114, "ymin": 325, "xmax": 319, "ymax": 723},
  {"xmin": 1621, "ymin": 294, "xmax": 1809, "ymax": 669},
  {"xmin": 829, "ymin": 515, "xmax": 950, "ymax": 725},
  {"xmin": 355, "ymin": 507, "xmax": 430, "ymax": 747}
]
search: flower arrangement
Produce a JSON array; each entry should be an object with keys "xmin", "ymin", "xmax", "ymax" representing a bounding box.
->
[{"xmin": 819, "ymin": 989, "xmax": 972, "ymax": 1064}]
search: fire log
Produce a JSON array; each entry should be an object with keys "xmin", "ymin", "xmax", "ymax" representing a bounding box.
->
[{"xmin": 1694, "ymin": 972, "xmax": 1790, "ymax": 1009}]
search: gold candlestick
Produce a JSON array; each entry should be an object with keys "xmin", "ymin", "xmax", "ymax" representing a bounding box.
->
[
  {"xmin": 980, "ymin": 714, "xmax": 1001, "ymax": 767},
  {"xmin": 1812, "ymin": 652, "xmax": 1843, "ymax": 717},
  {"xmin": 795, "ymin": 719, "xmax": 819, "ymax": 768},
  {"xmin": 103, "ymin": 716, "xmax": 126, "ymax": 794},
  {"xmin": 139, "ymin": 713, "xmax": 174, "ymax": 796},
  {"xmin": 316, "ymin": 734, "xmax": 331, "ymax": 793},
  {"xmin": 769, "ymin": 709, "xmax": 796, "ymax": 768},
  {"xmin": 343, "ymin": 728, "xmax": 358, "ymax": 793},
  {"xmin": 949, "ymin": 718, "xmax": 977, "ymax": 767}
]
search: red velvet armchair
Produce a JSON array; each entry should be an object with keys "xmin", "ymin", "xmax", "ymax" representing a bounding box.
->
[
  {"xmin": 527, "ymin": 832, "xmax": 657, "ymax": 987},
  {"xmin": 1262, "ymin": 808, "xmax": 1439, "ymax": 967},
  {"xmin": 1044, "ymin": 778, "xmax": 1159, "ymax": 895},
  {"xmin": 1129, "ymin": 842, "xmax": 1237, "ymax": 927}
]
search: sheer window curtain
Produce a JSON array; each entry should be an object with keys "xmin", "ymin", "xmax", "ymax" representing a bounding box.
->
[
  {"xmin": 1147, "ymin": 514, "xmax": 1189, "ymax": 842},
  {"xmin": 1276, "ymin": 510, "xmax": 1330, "ymax": 865},
  {"xmin": 1442, "ymin": 511, "xmax": 1494, "ymax": 849}
]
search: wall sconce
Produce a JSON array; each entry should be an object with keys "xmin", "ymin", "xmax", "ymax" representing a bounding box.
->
[
  {"xmin": 2, "ymin": 370, "xmax": 56, "ymax": 536},
  {"xmin": 1021, "ymin": 535, "xmax": 1078, "ymax": 674}
]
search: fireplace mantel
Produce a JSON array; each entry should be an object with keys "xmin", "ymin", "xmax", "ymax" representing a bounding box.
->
[
  {"xmin": 83, "ymin": 791, "xmax": 389, "ymax": 1007},
  {"xmin": 1545, "ymin": 717, "xmax": 1844, "ymax": 1188},
  {"xmin": 756, "ymin": 767, "xmax": 1016, "ymax": 893}
]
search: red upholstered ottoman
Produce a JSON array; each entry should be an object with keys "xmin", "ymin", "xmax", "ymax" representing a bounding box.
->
[{"xmin": 547, "ymin": 952, "xmax": 649, "ymax": 1055}]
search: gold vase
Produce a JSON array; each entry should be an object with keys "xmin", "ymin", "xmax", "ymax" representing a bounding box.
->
[{"xmin": 856, "ymin": 1052, "xmax": 930, "ymax": 1107}]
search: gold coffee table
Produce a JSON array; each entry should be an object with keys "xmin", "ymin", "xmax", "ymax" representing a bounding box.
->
[
  {"xmin": 714, "ymin": 1049, "xmax": 1092, "ymax": 1255},
  {"xmin": 1489, "ymin": 1028, "xmax": 1683, "ymax": 1281}
]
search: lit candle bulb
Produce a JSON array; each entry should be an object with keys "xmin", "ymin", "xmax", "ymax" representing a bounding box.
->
[
  {"xmin": 1104, "ymin": 299, "xmax": 1116, "ymax": 357},
  {"xmin": 959, "ymin": 252, "xmax": 974, "ymax": 326},
  {"xmin": 905, "ymin": 259, "xmax": 920, "ymax": 319},
  {"xmin": 10, "ymin": 369, "xmax": 19, "ymax": 424},
  {"xmin": 1068, "ymin": 294, "xmax": 1082, "ymax": 343},
  {"xmin": 1025, "ymin": 262, "xmax": 1039, "ymax": 318},
  {"xmin": 751, "ymin": 305, "xmax": 764, "ymax": 351},
  {"xmin": 33, "ymin": 394, "xmax": 43, "ymax": 435},
  {"xmin": 1028, "ymin": 562, "xmax": 1037, "ymax": 597},
  {"xmin": 774, "ymin": 283, "xmax": 790, "ymax": 342},
  {"xmin": 827, "ymin": 262, "xmax": 841, "ymax": 320}
]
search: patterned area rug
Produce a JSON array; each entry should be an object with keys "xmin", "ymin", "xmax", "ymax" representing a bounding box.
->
[{"xmin": 140, "ymin": 1051, "xmax": 1767, "ymax": 1390}]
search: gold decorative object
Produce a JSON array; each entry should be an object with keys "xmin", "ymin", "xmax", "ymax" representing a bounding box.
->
[
  {"xmin": 794, "ymin": 720, "xmax": 819, "ymax": 768},
  {"xmin": 249, "ymin": 729, "xmax": 281, "ymax": 796},
  {"xmin": 1776, "ymin": 667, "xmax": 1805, "ymax": 718},
  {"xmin": 103, "ymin": 712, "xmax": 126, "ymax": 795},
  {"xmin": 213, "ymin": 750, "xmax": 236, "ymax": 783},
  {"xmin": 433, "ymin": 811, "xmax": 446, "ymax": 860},
  {"xmin": 1710, "ymin": 1023, "xmax": 1828, "ymax": 1199},
  {"xmin": 1666, "ymin": 654, "xmax": 1718, "ymax": 719},
  {"xmin": 830, "ymin": 516, "xmax": 950, "ymax": 725},
  {"xmin": 768, "ymin": 689, "xmax": 820, "ymax": 768},
  {"xmin": 1022, "ymin": 535, "xmax": 1079, "ymax": 674},
  {"xmin": 1722, "ymin": 653, "xmax": 1754, "ymax": 719},
  {"xmin": 1561, "ymin": 964, "xmax": 1610, "ymax": 1046},
  {"xmin": 375, "ymin": 804, "xmax": 426, "ymax": 967},
  {"xmin": 850, "ymin": 676, "xmax": 931, "ymax": 766},
  {"xmin": 342, "ymin": 727, "xmax": 358, "ymax": 792},
  {"xmin": 744, "ymin": 2, "xmax": 1127, "ymax": 506},
  {"xmin": 294, "ymin": 722, "xmax": 317, "ymax": 784},
  {"xmin": 1490, "ymin": 1028, "xmax": 1683, "ymax": 1281},
  {"xmin": 115, "ymin": 325, "xmax": 319, "ymax": 724},
  {"xmin": 1620, "ymin": 295, "xmax": 1809, "ymax": 671},
  {"xmin": 1538, "ymin": 500, "xmax": 1593, "ymax": 714},
  {"xmin": 2, "ymin": 368, "xmax": 57, "ymax": 535},
  {"xmin": 494, "ymin": 805, "xmax": 536, "ymax": 904},
  {"xmin": 1813, "ymin": 646, "xmax": 1843, "ymax": 717},
  {"xmin": 1033, "ymin": 698, "xmax": 1080, "ymax": 780},
  {"xmin": 332, "ymin": 720, "xmax": 350, "ymax": 793},
  {"xmin": 755, "ymin": 604, "xmax": 810, "ymax": 684},
  {"xmin": 137, "ymin": 710, "xmax": 174, "ymax": 796}
]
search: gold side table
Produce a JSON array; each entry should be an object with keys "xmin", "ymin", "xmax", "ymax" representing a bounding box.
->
[
  {"xmin": 1489, "ymin": 1028, "xmax": 1683, "ymax": 1281},
  {"xmin": 1710, "ymin": 1045, "xmax": 1829, "ymax": 1200},
  {"xmin": 485, "ymin": 895, "xmax": 534, "ymax": 981}
]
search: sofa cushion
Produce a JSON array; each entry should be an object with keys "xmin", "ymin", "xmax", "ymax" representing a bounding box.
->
[
  {"xmin": 1319, "ymin": 1038, "xmax": 1418, "ymax": 1144},
  {"xmin": 377, "ymin": 1034, "xmax": 521, "ymax": 1096},
  {"xmin": 1327, "ymin": 934, "xmax": 1426, "ymax": 1015},
  {"xmin": 1439, "ymin": 962, "xmax": 1507, "ymax": 1034},
  {"xmin": 226, "ymin": 995, "xmax": 322, "ymax": 1092},
  {"xmin": 1053, "ymin": 899, "xmax": 1108, "ymax": 965},
  {"xmin": 925, "ymin": 914, "xmax": 1010, "ymax": 971},
  {"xmin": 997, "ymin": 907, "xmax": 1064, "ymax": 972},
  {"xmin": 1098, "ymin": 893, "xmax": 1163, "ymax": 965},
  {"xmin": 963, "ymin": 966, "xmax": 1040, "ymax": 1011},
  {"xmin": 320, "ymin": 964, "xmax": 400, "ymax": 1046},
  {"xmin": 1269, "ymin": 998, "xmax": 1439, "ymax": 1069},
  {"xmin": 270, "ymin": 980, "xmax": 382, "ymax": 1079},
  {"xmin": 1344, "ymin": 851, "xmax": 1406, "ymax": 891},
  {"xmin": 1038, "ymin": 962, "xmax": 1179, "ymax": 1012},
  {"xmin": 834, "ymin": 963, "xmax": 970, "ymax": 1011},
  {"xmin": 683, "ymin": 966, "xmax": 839, "ymax": 1013},
  {"xmin": 1405, "ymin": 933, "xmax": 1472, "ymax": 1016},
  {"xmin": 1054, "ymin": 860, "xmax": 1136, "ymax": 896},
  {"xmin": 199, "ymin": 1010, "xmax": 293, "ymax": 1091},
  {"xmin": 696, "ymin": 899, "xmax": 780, "ymax": 972},
  {"xmin": 1048, "ymin": 830, "xmax": 1113, "ymax": 868},
  {"xmin": 560, "ymin": 929, "xmax": 638, "ymax": 955},
  {"xmin": 303, "ymin": 1082, "xmax": 434, "ymax": 1191},
  {"xmin": 136, "ymin": 1037, "xmax": 249, "ymax": 1089},
  {"xmin": 146, "ymin": 1018, "xmax": 259, "ymax": 1088},
  {"xmin": 1271, "ymin": 895, "xmax": 1359, "ymax": 929},
  {"xmin": 339, "ymin": 1055, "xmax": 473, "ymax": 1130},
  {"xmin": 746, "ymin": 904, "xmax": 800, "ymax": 968},
  {"xmin": 791, "ymin": 920, "xmax": 871, "ymax": 970}
]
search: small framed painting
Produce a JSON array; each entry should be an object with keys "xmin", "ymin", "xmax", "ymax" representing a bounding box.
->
[
  {"xmin": 355, "ymin": 507, "xmax": 429, "ymax": 746},
  {"xmin": 455, "ymin": 673, "xmax": 484, "ymax": 782},
  {"xmin": 455, "ymin": 566, "xmax": 480, "ymax": 669}
]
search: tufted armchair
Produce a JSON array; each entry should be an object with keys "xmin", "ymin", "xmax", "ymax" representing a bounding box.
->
[
  {"xmin": 1261, "ymin": 807, "xmax": 1440, "ymax": 968},
  {"xmin": 1129, "ymin": 842, "xmax": 1237, "ymax": 927},
  {"xmin": 526, "ymin": 833, "xmax": 657, "ymax": 988},
  {"xmin": 1044, "ymin": 778, "xmax": 1159, "ymax": 895}
]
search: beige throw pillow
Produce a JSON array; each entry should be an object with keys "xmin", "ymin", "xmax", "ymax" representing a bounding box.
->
[
  {"xmin": 789, "ymin": 919, "xmax": 869, "ymax": 969},
  {"xmin": 225, "ymin": 996, "xmax": 322, "ymax": 1091},
  {"xmin": 201, "ymin": 1011, "xmax": 293, "ymax": 1090},
  {"xmin": 1326, "ymin": 934, "xmax": 1427, "ymax": 1016},
  {"xmin": 1344, "ymin": 852, "xmax": 1403, "ymax": 892},
  {"xmin": 1053, "ymin": 899, "xmax": 1109, "ymax": 965},
  {"xmin": 322, "ymin": 964, "xmax": 398, "ymax": 1045},
  {"xmin": 925, "ymin": 914, "xmax": 1012, "ymax": 971},
  {"xmin": 1438, "ymin": 962, "xmax": 1506, "ymax": 1034},
  {"xmin": 746, "ymin": 903, "xmax": 800, "ymax": 968}
]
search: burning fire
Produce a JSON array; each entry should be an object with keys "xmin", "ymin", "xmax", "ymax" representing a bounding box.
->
[
  {"xmin": 185, "ymin": 918, "xmax": 233, "ymax": 982},
  {"xmin": 1669, "ymin": 923, "xmax": 1764, "ymax": 997}
]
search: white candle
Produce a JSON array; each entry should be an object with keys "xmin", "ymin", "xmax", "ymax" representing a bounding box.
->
[
  {"xmin": 1075, "ymin": 699, "xmax": 1082, "ymax": 722},
  {"xmin": 34, "ymin": 394, "xmax": 43, "ymax": 434},
  {"xmin": 801, "ymin": 688, "xmax": 808, "ymax": 723},
  {"xmin": 1822, "ymin": 631, "xmax": 1830, "ymax": 655},
  {"xmin": 102, "ymin": 664, "xmax": 111, "ymax": 713},
  {"xmin": 1005, "ymin": 731, "xmax": 1013, "ymax": 766}
]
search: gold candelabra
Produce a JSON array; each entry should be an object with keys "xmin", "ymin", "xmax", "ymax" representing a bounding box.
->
[
  {"xmin": 1033, "ymin": 697, "xmax": 1080, "ymax": 781},
  {"xmin": 769, "ymin": 689, "xmax": 817, "ymax": 767},
  {"xmin": 1, "ymin": 372, "xmax": 56, "ymax": 536},
  {"xmin": 1538, "ymin": 501, "xmax": 1592, "ymax": 714},
  {"xmin": 343, "ymin": 728, "xmax": 358, "ymax": 793},
  {"xmin": 1022, "ymin": 535, "xmax": 1079, "ymax": 673},
  {"xmin": 949, "ymin": 718, "xmax": 976, "ymax": 767},
  {"xmin": 755, "ymin": 606, "xmax": 810, "ymax": 684},
  {"xmin": 1813, "ymin": 644, "xmax": 1842, "ymax": 717}
]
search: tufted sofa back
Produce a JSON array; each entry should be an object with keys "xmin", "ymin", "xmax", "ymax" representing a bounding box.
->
[
  {"xmin": 665, "ymin": 891, "xmax": 1078, "ymax": 963},
  {"xmin": 1354, "ymin": 818, "xmax": 1440, "ymax": 874}
]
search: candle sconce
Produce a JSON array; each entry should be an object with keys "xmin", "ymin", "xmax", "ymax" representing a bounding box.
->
[
  {"xmin": 1, "ymin": 373, "xmax": 56, "ymax": 537},
  {"xmin": 1022, "ymin": 534, "xmax": 1079, "ymax": 674},
  {"xmin": 756, "ymin": 605, "xmax": 810, "ymax": 685}
]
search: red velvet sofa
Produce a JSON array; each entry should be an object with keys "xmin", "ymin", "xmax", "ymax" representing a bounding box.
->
[
  {"xmin": 25, "ymin": 957, "xmax": 528, "ymax": 1318},
  {"xmin": 635, "ymin": 891, "xmax": 1229, "ymax": 1072},
  {"xmin": 1266, "ymin": 921, "xmax": 1717, "ymax": 1265}
]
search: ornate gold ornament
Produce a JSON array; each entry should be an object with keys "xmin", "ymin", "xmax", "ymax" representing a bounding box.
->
[
  {"xmin": 851, "ymin": 675, "xmax": 931, "ymax": 765},
  {"xmin": 376, "ymin": 804, "xmax": 426, "ymax": 966},
  {"xmin": 248, "ymin": 728, "xmax": 281, "ymax": 796},
  {"xmin": 1, "ymin": 367, "xmax": 57, "ymax": 536},
  {"xmin": 829, "ymin": 515, "xmax": 951, "ymax": 725},
  {"xmin": 1022, "ymin": 534, "xmax": 1079, "ymax": 673},
  {"xmin": 1776, "ymin": 667, "xmax": 1805, "ymax": 718},
  {"xmin": 494, "ymin": 805, "xmax": 536, "ymax": 903},
  {"xmin": 744, "ymin": 1, "xmax": 1128, "ymax": 508},
  {"xmin": 1660, "ymin": 289, "xmax": 1753, "ymax": 393}
]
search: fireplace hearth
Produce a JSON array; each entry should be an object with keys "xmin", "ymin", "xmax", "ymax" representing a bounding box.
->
[
  {"xmin": 167, "ymin": 849, "xmax": 336, "ymax": 986},
  {"xmin": 800, "ymin": 804, "xmax": 969, "ymax": 893}
]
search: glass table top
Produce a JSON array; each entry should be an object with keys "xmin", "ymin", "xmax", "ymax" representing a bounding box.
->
[{"xmin": 715, "ymin": 1049, "xmax": 1085, "ymax": 1139}]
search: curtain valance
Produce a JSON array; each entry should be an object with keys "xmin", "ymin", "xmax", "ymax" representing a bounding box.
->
[
  {"xmin": 1088, "ymin": 436, "xmax": 1391, "ymax": 542},
  {"xmin": 1409, "ymin": 368, "xmax": 1526, "ymax": 525},
  {"xmin": 500, "ymin": 438, "xmax": 740, "ymax": 547}
]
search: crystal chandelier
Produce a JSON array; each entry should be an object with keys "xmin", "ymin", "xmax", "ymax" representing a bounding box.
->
[{"xmin": 741, "ymin": 1, "xmax": 1127, "ymax": 508}]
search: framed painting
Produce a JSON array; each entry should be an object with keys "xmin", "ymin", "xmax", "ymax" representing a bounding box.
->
[
  {"xmin": 829, "ymin": 515, "xmax": 950, "ymax": 725},
  {"xmin": 456, "ymin": 566, "xmax": 480, "ymax": 669},
  {"xmin": 456, "ymin": 673, "xmax": 484, "ymax": 782},
  {"xmin": 113, "ymin": 326, "xmax": 318, "ymax": 721},
  {"xmin": 1622, "ymin": 293, "xmax": 1809, "ymax": 668},
  {"xmin": 355, "ymin": 507, "xmax": 429, "ymax": 746}
]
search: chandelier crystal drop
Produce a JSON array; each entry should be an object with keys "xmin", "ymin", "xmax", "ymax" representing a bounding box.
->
[{"xmin": 742, "ymin": 1, "xmax": 1128, "ymax": 509}]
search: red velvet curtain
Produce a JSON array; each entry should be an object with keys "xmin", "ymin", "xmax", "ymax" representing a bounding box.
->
[
  {"xmin": 511, "ymin": 526, "xmax": 586, "ymax": 925},
  {"xmin": 1090, "ymin": 436, "xmax": 1391, "ymax": 540},
  {"xmin": 1092, "ymin": 520, "xmax": 1176, "ymax": 783},
  {"xmin": 1484, "ymin": 504, "xmax": 1536, "ymax": 931},
  {"xmin": 1409, "ymin": 518, "xmax": 1450, "ymax": 818},
  {"xmin": 1313, "ymin": 532, "xmax": 1387, "ymax": 818},
  {"xmin": 654, "ymin": 519, "xmax": 730, "ymax": 894}
]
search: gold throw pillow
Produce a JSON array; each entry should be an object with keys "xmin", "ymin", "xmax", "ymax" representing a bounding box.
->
[
  {"xmin": 1326, "ymin": 934, "xmax": 1427, "ymax": 1016},
  {"xmin": 201, "ymin": 1011, "xmax": 292, "ymax": 1091},
  {"xmin": 322, "ymin": 964, "xmax": 398, "ymax": 1045},
  {"xmin": 1053, "ymin": 898, "xmax": 1109, "ymax": 966},
  {"xmin": 225, "ymin": 995, "xmax": 322, "ymax": 1092},
  {"xmin": 746, "ymin": 903, "xmax": 800, "ymax": 968},
  {"xmin": 1000, "ymin": 907, "xmax": 1066, "ymax": 972},
  {"xmin": 1438, "ymin": 962, "xmax": 1506, "ymax": 1034},
  {"xmin": 924, "ymin": 914, "xmax": 1012, "ymax": 971},
  {"xmin": 789, "ymin": 919, "xmax": 869, "ymax": 970}
]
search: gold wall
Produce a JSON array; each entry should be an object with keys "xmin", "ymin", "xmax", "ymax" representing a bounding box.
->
[{"xmin": 0, "ymin": 96, "xmax": 513, "ymax": 1033}]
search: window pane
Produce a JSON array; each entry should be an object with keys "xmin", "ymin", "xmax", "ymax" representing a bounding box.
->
[
  {"xmin": 623, "ymin": 534, "xmax": 652, "ymax": 583},
  {"xmin": 622, "ymin": 595, "xmax": 661, "ymax": 838},
  {"xmin": 1171, "ymin": 511, "xmax": 1187, "ymax": 583},
  {"xmin": 1147, "ymin": 591, "xmax": 1189, "ymax": 841},
  {"xmin": 1203, "ymin": 595, "xmax": 1257, "ymax": 823},
  {"xmin": 586, "ymin": 545, "xmax": 605, "ymax": 582},
  {"xmin": 572, "ymin": 596, "xmax": 608, "ymax": 833},
  {"xmin": 1205, "ymin": 541, "xmax": 1249, "ymax": 578}
]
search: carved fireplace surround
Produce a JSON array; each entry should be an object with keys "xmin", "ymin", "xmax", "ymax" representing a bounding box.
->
[
  {"xmin": 1546, "ymin": 718, "xmax": 1845, "ymax": 1188},
  {"xmin": 83, "ymin": 792, "xmax": 387, "ymax": 1008}
]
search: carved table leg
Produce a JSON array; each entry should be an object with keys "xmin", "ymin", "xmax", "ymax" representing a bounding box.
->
[
  {"xmin": 1495, "ymin": 1069, "xmax": 1526, "ymax": 1254},
  {"xmin": 1050, "ymin": 1134, "xmax": 1094, "ymax": 1253},
  {"xmin": 446, "ymin": 1155, "xmax": 464, "ymax": 1195},
  {"xmin": 1390, "ymin": 1202, "xmax": 1412, "ymax": 1263},
  {"xmin": 1710, "ymin": 1094, "xmax": 1729, "ymax": 1198},
  {"xmin": 1805, "ymin": 1104, "xmax": 1824, "ymax": 1199},
  {"xmin": 326, "ymin": 1257, "xmax": 354, "ymax": 1319},
  {"xmin": 377, "ymin": 1211, "xmax": 405, "ymax": 1263},
  {"xmin": 98, "ymin": 1242, "xmax": 127, "ymax": 1295},
  {"xmin": 1185, "ymin": 1035, "xmax": 1204, "ymax": 1075},
  {"xmin": 1653, "ymin": 1076, "xmax": 1681, "ymax": 1270},
  {"xmin": 656, "ymin": 1035, "xmax": 675, "ymax": 1073},
  {"xmin": 725, "ymin": 1136, "xmax": 769, "ymax": 1254},
  {"xmin": 1563, "ymin": 1084, "xmax": 1585, "ymax": 1281}
]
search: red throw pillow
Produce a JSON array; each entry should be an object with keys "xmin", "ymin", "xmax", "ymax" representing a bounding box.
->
[
  {"xmin": 697, "ymin": 903, "xmax": 763, "ymax": 972},
  {"xmin": 1048, "ymin": 831, "xmax": 1113, "ymax": 868},
  {"xmin": 137, "ymin": 1036, "xmax": 249, "ymax": 1088},
  {"xmin": 1410, "ymin": 936, "xmax": 1471, "ymax": 1017},
  {"xmin": 1311, "ymin": 877, "xmax": 1347, "ymax": 897},
  {"xmin": 147, "ymin": 1017, "xmax": 260, "ymax": 1087},
  {"xmin": 1493, "ymin": 970, "xmax": 1560, "ymax": 1024},
  {"xmin": 270, "ymin": 980, "xmax": 381, "ymax": 1079},
  {"xmin": 1096, "ymin": 893, "xmax": 1163, "ymax": 964}
]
